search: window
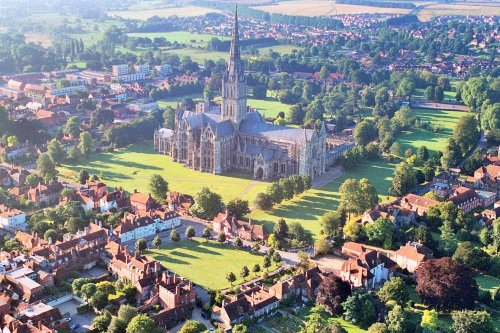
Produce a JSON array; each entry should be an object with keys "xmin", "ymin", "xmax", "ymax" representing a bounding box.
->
[
  {"xmin": 280, "ymin": 164, "xmax": 285, "ymax": 173},
  {"xmin": 274, "ymin": 163, "xmax": 278, "ymax": 173}
]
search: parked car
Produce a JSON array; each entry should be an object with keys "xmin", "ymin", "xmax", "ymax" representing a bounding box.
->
[
  {"xmin": 63, "ymin": 317, "xmax": 72, "ymax": 322},
  {"xmin": 70, "ymin": 324, "xmax": 80, "ymax": 330}
]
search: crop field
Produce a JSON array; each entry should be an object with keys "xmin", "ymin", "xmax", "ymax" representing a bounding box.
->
[
  {"xmin": 253, "ymin": 0, "xmax": 411, "ymax": 16},
  {"xmin": 146, "ymin": 238, "xmax": 281, "ymax": 290},
  {"xmin": 107, "ymin": 6, "xmax": 220, "ymax": 20},
  {"xmin": 419, "ymin": 3, "xmax": 500, "ymax": 21},
  {"xmin": 57, "ymin": 141, "xmax": 268, "ymax": 203}
]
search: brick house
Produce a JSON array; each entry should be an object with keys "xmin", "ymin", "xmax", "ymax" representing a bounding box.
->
[
  {"xmin": 400, "ymin": 194, "xmax": 438, "ymax": 216},
  {"xmin": 268, "ymin": 267, "xmax": 324, "ymax": 301},
  {"xmin": 394, "ymin": 242, "xmax": 433, "ymax": 273},
  {"xmin": 130, "ymin": 191, "xmax": 157, "ymax": 212},
  {"xmin": 449, "ymin": 187, "xmax": 480, "ymax": 213},
  {"xmin": 212, "ymin": 212, "xmax": 268, "ymax": 241}
]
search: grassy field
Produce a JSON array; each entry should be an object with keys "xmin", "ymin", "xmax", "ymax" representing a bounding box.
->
[
  {"xmin": 253, "ymin": 0, "xmax": 410, "ymax": 16},
  {"xmin": 107, "ymin": 6, "xmax": 219, "ymax": 20},
  {"xmin": 247, "ymin": 97, "xmax": 291, "ymax": 119},
  {"xmin": 127, "ymin": 31, "xmax": 230, "ymax": 45},
  {"xmin": 146, "ymin": 238, "xmax": 281, "ymax": 290},
  {"xmin": 24, "ymin": 33, "xmax": 52, "ymax": 47},
  {"xmin": 57, "ymin": 141, "xmax": 268, "ymax": 203},
  {"xmin": 419, "ymin": 3, "xmax": 500, "ymax": 21}
]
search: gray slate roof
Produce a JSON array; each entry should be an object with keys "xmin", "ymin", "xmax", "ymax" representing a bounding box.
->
[{"xmin": 180, "ymin": 110, "xmax": 234, "ymax": 137}]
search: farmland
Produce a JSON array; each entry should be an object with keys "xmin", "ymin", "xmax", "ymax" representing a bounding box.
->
[
  {"xmin": 419, "ymin": 3, "xmax": 500, "ymax": 21},
  {"xmin": 106, "ymin": 6, "xmax": 220, "ymax": 20},
  {"xmin": 127, "ymin": 31, "xmax": 230, "ymax": 45},
  {"xmin": 146, "ymin": 238, "xmax": 281, "ymax": 290},
  {"xmin": 253, "ymin": 0, "xmax": 411, "ymax": 16}
]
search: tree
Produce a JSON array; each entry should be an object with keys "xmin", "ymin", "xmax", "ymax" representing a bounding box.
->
[
  {"xmin": 481, "ymin": 103, "xmax": 500, "ymax": 131},
  {"xmin": 226, "ymin": 272, "xmax": 236, "ymax": 285},
  {"xmin": 272, "ymin": 251, "xmax": 281, "ymax": 264},
  {"xmin": 339, "ymin": 178, "xmax": 379, "ymax": 217},
  {"xmin": 316, "ymin": 274, "xmax": 351, "ymax": 314},
  {"xmin": 279, "ymin": 177, "xmax": 295, "ymax": 200},
  {"xmin": 416, "ymin": 258, "xmax": 478, "ymax": 310},
  {"xmin": 118, "ymin": 304, "xmax": 138, "ymax": 325},
  {"xmin": 190, "ymin": 187, "xmax": 224, "ymax": 220},
  {"xmin": 26, "ymin": 174, "xmax": 42, "ymax": 187},
  {"xmin": 65, "ymin": 116, "xmax": 81, "ymax": 138},
  {"xmin": 80, "ymin": 283, "xmax": 97, "ymax": 300},
  {"xmin": 365, "ymin": 217, "xmax": 393, "ymax": 249},
  {"xmin": 126, "ymin": 314, "xmax": 161, "ymax": 333},
  {"xmin": 91, "ymin": 108, "xmax": 114, "ymax": 128},
  {"xmin": 149, "ymin": 174, "xmax": 168, "ymax": 202},
  {"xmin": 232, "ymin": 324, "xmax": 247, "ymax": 333},
  {"xmin": 460, "ymin": 76, "xmax": 493, "ymax": 110},
  {"xmin": 185, "ymin": 226, "xmax": 196, "ymax": 239},
  {"xmin": 153, "ymin": 235, "xmax": 162, "ymax": 249},
  {"xmin": 439, "ymin": 220, "xmax": 458, "ymax": 256},
  {"xmin": 386, "ymin": 305, "xmax": 408, "ymax": 333},
  {"xmin": 342, "ymin": 290, "xmax": 379, "ymax": 328},
  {"xmin": 343, "ymin": 220, "xmax": 362, "ymax": 241},
  {"xmin": 202, "ymin": 228, "xmax": 211, "ymax": 241},
  {"xmin": 240, "ymin": 266, "xmax": 249, "ymax": 279},
  {"xmin": 254, "ymin": 192, "xmax": 273, "ymax": 210},
  {"xmin": 226, "ymin": 198, "xmax": 250, "ymax": 219},
  {"xmin": 389, "ymin": 162, "xmax": 417, "ymax": 196},
  {"xmin": 170, "ymin": 230, "xmax": 180, "ymax": 242},
  {"xmin": 273, "ymin": 219, "xmax": 288, "ymax": 239},
  {"xmin": 263, "ymin": 256, "xmax": 271, "ymax": 271},
  {"xmin": 79, "ymin": 131, "xmax": 93, "ymax": 158},
  {"xmin": 417, "ymin": 146, "xmax": 429, "ymax": 161},
  {"xmin": 44, "ymin": 229, "xmax": 58, "ymax": 242},
  {"xmin": 178, "ymin": 321, "xmax": 206, "ymax": 333},
  {"xmin": 266, "ymin": 182, "xmax": 284, "ymax": 204},
  {"xmin": 78, "ymin": 169, "xmax": 90, "ymax": 184},
  {"xmin": 377, "ymin": 277, "xmax": 409, "ymax": 306},
  {"xmin": 453, "ymin": 115, "xmax": 480, "ymax": 155},
  {"xmin": 90, "ymin": 291, "xmax": 108, "ymax": 310},
  {"xmin": 452, "ymin": 241, "xmax": 490, "ymax": 271},
  {"xmin": 389, "ymin": 142, "xmax": 402, "ymax": 157},
  {"xmin": 451, "ymin": 310, "xmax": 493, "ymax": 333},
  {"xmin": 135, "ymin": 238, "xmax": 147, "ymax": 253},
  {"xmin": 37, "ymin": 153, "xmax": 57, "ymax": 181},
  {"xmin": 234, "ymin": 237, "xmax": 243, "ymax": 248},
  {"xmin": 314, "ymin": 238, "xmax": 332, "ymax": 255},
  {"xmin": 252, "ymin": 263, "xmax": 261, "ymax": 275},
  {"xmin": 320, "ymin": 211, "xmax": 344, "ymax": 239},
  {"xmin": 67, "ymin": 217, "xmax": 88, "ymax": 234},
  {"xmin": 420, "ymin": 309, "xmax": 438, "ymax": 332},
  {"xmin": 367, "ymin": 323, "xmax": 388, "ymax": 333},
  {"xmin": 441, "ymin": 138, "xmax": 462, "ymax": 169},
  {"xmin": 217, "ymin": 232, "xmax": 226, "ymax": 244},
  {"xmin": 354, "ymin": 120, "xmax": 377, "ymax": 146},
  {"xmin": 72, "ymin": 278, "xmax": 90, "ymax": 295},
  {"xmin": 93, "ymin": 311, "xmax": 112, "ymax": 332},
  {"xmin": 47, "ymin": 139, "xmax": 66, "ymax": 165},
  {"xmin": 107, "ymin": 316, "xmax": 126, "ymax": 333}
]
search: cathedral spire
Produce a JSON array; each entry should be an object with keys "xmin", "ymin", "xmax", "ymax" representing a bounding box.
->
[{"xmin": 228, "ymin": 6, "xmax": 243, "ymax": 79}]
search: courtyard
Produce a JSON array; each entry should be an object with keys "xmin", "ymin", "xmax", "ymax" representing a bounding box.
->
[{"xmin": 146, "ymin": 238, "xmax": 281, "ymax": 290}]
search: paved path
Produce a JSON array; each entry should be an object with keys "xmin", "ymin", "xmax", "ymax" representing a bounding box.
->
[
  {"xmin": 238, "ymin": 180, "xmax": 263, "ymax": 198},
  {"xmin": 311, "ymin": 166, "xmax": 343, "ymax": 189}
]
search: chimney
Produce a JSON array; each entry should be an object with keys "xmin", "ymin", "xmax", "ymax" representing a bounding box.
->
[{"xmin": 84, "ymin": 226, "xmax": 90, "ymax": 236}]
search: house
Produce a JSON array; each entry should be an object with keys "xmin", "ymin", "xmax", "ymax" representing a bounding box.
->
[
  {"xmin": 157, "ymin": 272, "xmax": 196, "ymax": 309},
  {"xmin": 212, "ymin": 213, "xmax": 268, "ymax": 241},
  {"xmin": 268, "ymin": 267, "xmax": 324, "ymax": 301},
  {"xmin": 107, "ymin": 245, "xmax": 162, "ymax": 299},
  {"xmin": 474, "ymin": 165, "xmax": 500, "ymax": 182},
  {"xmin": 340, "ymin": 242, "xmax": 396, "ymax": 289},
  {"xmin": 27, "ymin": 182, "xmax": 64, "ymax": 206},
  {"xmin": 449, "ymin": 187, "xmax": 480, "ymax": 213},
  {"xmin": 2, "ymin": 267, "xmax": 43, "ymax": 302},
  {"xmin": 0, "ymin": 205, "xmax": 27, "ymax": 231},
  {"xmin": 113, "ymin": 213, "xmax": 157, "ymax": 243},
  {"xmin": 2, "ymin": 315, "xmax": 57, "ymax": 333},
  {"xmin": 17, "ymin": 302, "xmax": 68, "ymax": 330},
  {"xmin": 394, "ymin": 242, "xmax": 433, "ymax": 273},
  {"xmin": 130, "ymin": 191, "xmax": 157, "ymax": 212},
  {"xmin": 477, "ymin": 189, "xmax": 497, "ymax": 207},
  {"xmin": 215, "ymin": 286, "xmax": 279, "ymax": 328},
  {"xmin": 360, "ymin": 204, "xmax": 415, "ymax": 228},
  {"xmin": 99, "ymin": 189, "xmax": 128, "ymax": 213},
  {"xmin": 400, "ymin": 194, "xmax": 438, "ymax": 216},
  {"xmin": 430, "ymin": 182, "xmax": 452, "ymax": 198}
]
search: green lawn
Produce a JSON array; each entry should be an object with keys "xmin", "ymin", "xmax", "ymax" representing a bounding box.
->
[
  {"xmin": 57, "ymin": 141, "xmax": 268, "ymax": 203},
  {"xmin": 475, "ymin": 274, "xmax": 500, "ymax": 293},
  {"xmin": 247, "ymin": 97, "xmax": 291, "ymax": 119},
  {"xmin": 157, "ymin": 93, "xmax": 204, "ymax": 108},
  {"xmin": 127, "ymin": 31, "xmax": 230, "ymax": 45},
  {"xmin": 146, "ymin": 238, "xmax": 280, "ymax": 290},
  {"xmin": 295, "ymin": 307, "xmax": 366, "ymax": 333}
]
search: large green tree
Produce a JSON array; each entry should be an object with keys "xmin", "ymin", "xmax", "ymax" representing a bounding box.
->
[
  {"xmin": 190, "ymin": 187, "xmax": 224, "ymax": 220},
  {"xmin": 365, "ymin": 217, "xmax": 394, "ymax": 249},
  {"xmin": 339, "ymin": 178, "xmax": 379, "ymax": 217},
  {"xmin": 47, "ymin": 139, "xmax": 66, "ymax": 165},
  {"xmin": 451, "ymin": 310, "xmax": 493, "ymax": 333},
  {"xmin": 342, "ymin": 290, "xmax": 379, "ymax": 329},
  {"xmin": 453, "ymin": 115, "xmax": 480, "ymax": 154},
  {"xmin": 37, "ymin": 153, "xmax": 57, "ymax": 181},
  {"xmin": 79, "ymin": 131, "xmax": 93, "ymax": 158},
  {"xmin": 126, "ymin": 314, "xmax": 161, "ymax": 333},
  {"xmin": 389, "ymin": 162, "xmax": 417, "ymax": 196},
  {"xmin": 148, "ymin": 174, "xmax": 168, "ymax": 202}
]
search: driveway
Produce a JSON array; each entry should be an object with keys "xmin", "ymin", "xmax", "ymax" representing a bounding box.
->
[
  {"xmin": 168, "ymin": 308, "xmax": 213, "ymax": 333},
  {"xmin": 71, "ymin": 312, "xmax": 95, "ymax": 333}
]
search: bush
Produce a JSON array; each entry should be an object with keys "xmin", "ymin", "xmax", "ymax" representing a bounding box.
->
[{"xmin": 76, "ymin": 304, "xmax": 92, "ymax": 313}]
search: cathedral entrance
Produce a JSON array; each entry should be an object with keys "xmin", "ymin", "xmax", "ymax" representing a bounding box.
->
[{"xmin": 256, "ymin": 167, "xmax": 264, "ymax": 180}]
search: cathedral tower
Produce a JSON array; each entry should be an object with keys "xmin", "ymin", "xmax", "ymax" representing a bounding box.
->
[{"xmin": 221, "ymin": 7, "xmax": 247, "ymax": 128}]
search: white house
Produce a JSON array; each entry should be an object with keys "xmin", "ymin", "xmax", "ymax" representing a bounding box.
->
[
  {"xmin": 0, "ymin": 205, "xmax": 27, "ymax": 231},
  {"xmin": 152, "ymin": 210, "xmax": 181, "ymax": 231},
  {"xmin": 99, "ymin": 190, "xmax": 127, "ymax": 213}
]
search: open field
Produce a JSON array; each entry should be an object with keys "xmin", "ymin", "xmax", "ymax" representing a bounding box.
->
[
  {"xmin": 57, "ymin": 141, "xmax": 268, "ymax": 203},
  {"xmin": 24, "ymin": 33, "xmax": 52, "ymax": 47},
  {"xmin": 419, "ymin": 3, "xmax": 500, "ymax": 21},
  {"xmin": 107, "ymin": 6, "xmax": 220, "ymax": 20},
  {"xmin": 253, "ymin": 0, "xmax": 410, "ymax": 16},
  {"xmin": 127, "ymin": 31, "xmax": 230, "ymax": 45},
  {"xmin": 146, "ymin": 238, "xmax": 281, "ymax": 290}
]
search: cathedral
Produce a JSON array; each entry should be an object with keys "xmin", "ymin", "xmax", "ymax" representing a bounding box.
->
[{"xmin": 154, "ymin": 9, "xmax": 326, "ymax": 181}]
